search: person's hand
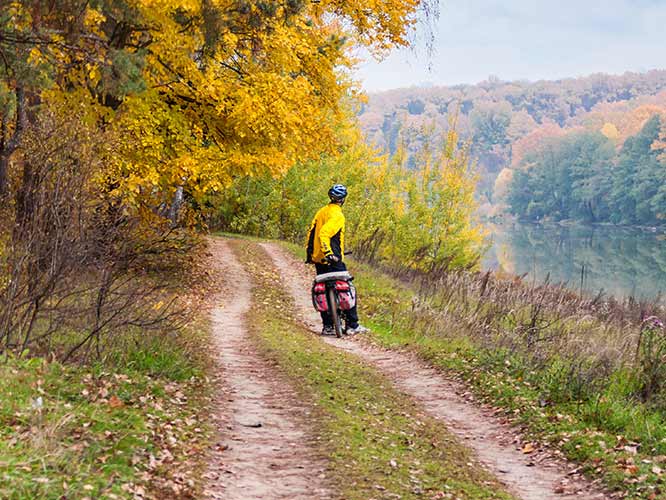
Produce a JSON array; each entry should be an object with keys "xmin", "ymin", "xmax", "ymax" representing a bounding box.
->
[{"xmin": 326, "ymin": 254, "xmax": 340, "ymax": 264}]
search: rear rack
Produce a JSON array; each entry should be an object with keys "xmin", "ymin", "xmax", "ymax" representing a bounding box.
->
[{"xmin": 314, "ymin": 271, "xmax": 353, "ymax": 283}]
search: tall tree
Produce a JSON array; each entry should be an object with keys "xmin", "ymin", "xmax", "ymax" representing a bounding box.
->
[
  {"xmin": 610, "ymin": 116, "xmax": 662, "ymax": 224},
  {"xmin": 0, "ymin": 0, "xmax": 435, "ymax": 209}
]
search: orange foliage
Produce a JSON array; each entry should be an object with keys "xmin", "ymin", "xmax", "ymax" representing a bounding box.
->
[
  {"xmin": 620, "ymin": 105, "xmax": 666, "ymax": 142},
  {"xmin": 510, "ymin": 122, "xmax": 566, "ymax": 168}
]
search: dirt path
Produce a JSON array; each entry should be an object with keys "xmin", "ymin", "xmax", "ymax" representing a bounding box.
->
[
  {"xmin": 204, "ymin": 239, "xmax": 331, "ymax": 500},
  {"xmin": 262, "ymin": 242, "xmax": 610, "ymax": 500}
]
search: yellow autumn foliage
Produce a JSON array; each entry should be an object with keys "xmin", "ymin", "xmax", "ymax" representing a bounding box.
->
[
  {"xmin": 215, "ymin": 122, "xmax": 486, "ymax": 271},
  {"xmin": 601, "ymin": 122, "xmax": 620, "ymax": 141},
  {"xmin": 120, "ymin": 0, "xmax": 430, "ymax": 204},
  {"xmin": 1, "ymin": 0, "xmax": 432, "ymax": 213},
  {"xmin": 1, "ymin": 0, "xmax": 481, "ymax": 274}
]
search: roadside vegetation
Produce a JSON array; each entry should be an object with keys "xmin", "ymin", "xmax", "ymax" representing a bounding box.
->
[
  {"xmin": 215, "ymin": 125, "xmax": 484, "ymax": 272},
  {"xmin": 279, "ymin": 241, "xmax": 666, "ymax": 499},
  {"xmin": 233, "ymin": 239, "xmax": 515, "ymax": 500},
  {"xmin": 0, "ymin": 320, "xmax": 214, "ymax": 499}
]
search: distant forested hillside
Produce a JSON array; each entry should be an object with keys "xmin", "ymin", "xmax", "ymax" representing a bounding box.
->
[{"xmin": 358, "ymin": 70, "xmax": 666, "ymax": 221}]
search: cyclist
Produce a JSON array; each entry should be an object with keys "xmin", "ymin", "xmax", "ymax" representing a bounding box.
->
[{"xmin": 306, "ymin": 184, "xmax": 369, "ymax": 336}]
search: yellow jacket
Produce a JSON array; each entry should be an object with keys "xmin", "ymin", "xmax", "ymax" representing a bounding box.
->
[{"xmin": 305, "ymin": 203, "xmax": 345, "ymax": 264}]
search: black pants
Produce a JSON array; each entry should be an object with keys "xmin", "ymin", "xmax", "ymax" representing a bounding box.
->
[{"xmin": 315, "ymin": 262, "xmax": 359, "ymax": 329}]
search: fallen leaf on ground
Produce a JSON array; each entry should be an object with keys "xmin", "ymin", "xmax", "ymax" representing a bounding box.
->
[
  {"xmin": 109, "ymin": 395, "xmax": 124, "ymax": 409},
  {"xmin": 625, "ymin": 465, "xmax": 639, "ymax": 475},
  {"xmin": 522, "ymin": 443, "xmax": 535, "ymax": 454}
]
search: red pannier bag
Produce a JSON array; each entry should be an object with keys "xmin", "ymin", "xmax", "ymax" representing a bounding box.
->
[
  {"xmin": 335, "ymin": 280, "xmax": 357, "ymax": 311},
  {"xmin": 311, "ymin": 282, "xmax": 328, "ymax": 312}
]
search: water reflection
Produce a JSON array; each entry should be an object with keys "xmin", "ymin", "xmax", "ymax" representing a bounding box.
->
[{"xmin": 483, "ymin": 222, "xmax": 666, "ymax": 301}]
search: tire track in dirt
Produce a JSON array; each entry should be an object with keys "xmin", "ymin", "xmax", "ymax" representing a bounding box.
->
[
  {"xmin": 262, "ymin": 241, "xmax": 610, "ymax": 500},
  {"xmin": 204, "ymin": 238, "xmax": 331, "ymax": 500}
]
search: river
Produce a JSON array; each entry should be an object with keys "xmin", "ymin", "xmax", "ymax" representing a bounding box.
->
[{"xmin": 482, "ymin": 221, "xmax": 666, "ymax": 302}]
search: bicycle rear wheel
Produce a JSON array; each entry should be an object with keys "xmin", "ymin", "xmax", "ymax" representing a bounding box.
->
[{"xmin": 327, "ymin": 287, "xmax": 343, "ymax": 338}]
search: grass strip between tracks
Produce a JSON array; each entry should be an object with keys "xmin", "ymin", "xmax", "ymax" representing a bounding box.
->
[{"xmin": 231, "ymin": 238, "xmax": 515, "ymax": 500}]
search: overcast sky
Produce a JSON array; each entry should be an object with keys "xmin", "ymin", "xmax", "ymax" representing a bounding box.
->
[{"xmin": 355, "ymin": 0, "xmax": 666, "ymax": 92}]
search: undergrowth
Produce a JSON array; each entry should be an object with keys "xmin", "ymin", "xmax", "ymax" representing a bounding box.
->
[{"xmin": 0, "ymin": 293, "xmax": 215, "ymax": 499}]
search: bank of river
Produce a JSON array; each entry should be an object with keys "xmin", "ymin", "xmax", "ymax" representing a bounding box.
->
[{"xmin": 482, "ymin": 221, "xmax": 666, "ymax": 302}]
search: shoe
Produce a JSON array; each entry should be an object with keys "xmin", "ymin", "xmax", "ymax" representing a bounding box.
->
[
  {"xmin": 321, "ymin": 326, "xmax": 334, "ymax": 336},
  {"xmin": 345, "ymin": 324, "xmax": 369, "ymax": 335}
]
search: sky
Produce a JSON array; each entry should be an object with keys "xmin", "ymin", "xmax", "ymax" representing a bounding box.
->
[{"xmin": 355, "ymin": 0, "xmax": 666, "ymax": 92}]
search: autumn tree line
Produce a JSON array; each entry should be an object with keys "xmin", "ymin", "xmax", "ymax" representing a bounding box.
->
[
  {"xmin": 507, "ymin": 115, "xmax": 666, "ymax": 225},
  {"xmin": 358, "ymin": 71, "xmax": 666, "ymax": 222},
  {"xmin": 0, "ymin": 0, "xmax": 484, "ymax": 360}
]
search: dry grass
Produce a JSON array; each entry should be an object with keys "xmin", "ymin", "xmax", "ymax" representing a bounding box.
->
[{"xmin": 362, "ymin": 254, "xmax": 666, "ymax": 407}]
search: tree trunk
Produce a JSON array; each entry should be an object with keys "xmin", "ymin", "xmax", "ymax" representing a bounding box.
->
[
  {"xmin": 15, "ymin": 160, "xmax": 36, "ymax": 234},
  {"xmin": 0, "ymin": 87, "xmax": 27, "ymax": 195},
  {"xmin": 168, "ymin": 185, "xmax": 184, "ymax": 226}
]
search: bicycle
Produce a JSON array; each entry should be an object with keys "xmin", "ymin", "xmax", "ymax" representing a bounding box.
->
[{"xmin": 311, "ymin": 271, "xmax": 356, "ymax": 338}]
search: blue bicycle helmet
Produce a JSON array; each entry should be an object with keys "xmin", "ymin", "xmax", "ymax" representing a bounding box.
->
[{"xmin": 328, "ymin": 184, "xmax": 347, "ymax": 202}]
